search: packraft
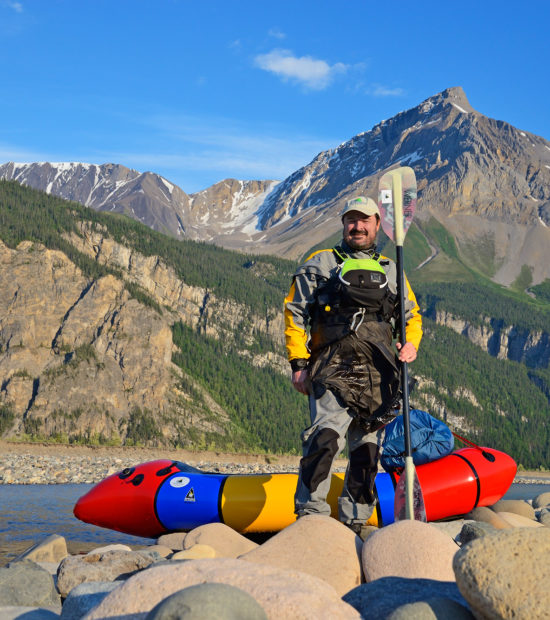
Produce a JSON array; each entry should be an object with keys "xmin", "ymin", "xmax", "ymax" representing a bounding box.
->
[{"xmin": 381, "ymin": 409, "xmax": 454, "ymax": 471}]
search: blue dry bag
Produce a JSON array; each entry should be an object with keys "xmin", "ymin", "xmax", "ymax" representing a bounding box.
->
[{"xmin": 381, "ymin": 409, "xmax": 454, "ymax": 472}]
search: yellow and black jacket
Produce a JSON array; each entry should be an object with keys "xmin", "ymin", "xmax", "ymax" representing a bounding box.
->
[{"xmin": 284, "ymin": 241, "xmax": 423, "ymax": 428}]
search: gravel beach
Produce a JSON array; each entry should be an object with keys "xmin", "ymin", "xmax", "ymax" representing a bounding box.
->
[{"xmin": 0, "ymin": 440, "xmax": 547, "ymax": 485}]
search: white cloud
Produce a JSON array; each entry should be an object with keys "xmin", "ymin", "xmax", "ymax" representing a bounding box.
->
[
  {"xmin": 254, "ymin": 49, "xmax": 348, "ymax": 90},
  {"xmin": 2, "ymin": 1, "xmax": 23, "ymax": 12},
  {"xmin": 372, "ymin": 84, "xmax": 405, "ymax": 97},
  {"xmin": 268, "ymin": 27, "xmax": 286, "ymax": 39}
]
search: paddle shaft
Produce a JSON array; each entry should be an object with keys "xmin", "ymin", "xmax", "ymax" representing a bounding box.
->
[
  {"xmin": 392, "ymin": 171, "xmax": 416, "ymax": 519},
  {"xmin": 396, "ymin": 244, "xmax": 412, "ymax": 460}
]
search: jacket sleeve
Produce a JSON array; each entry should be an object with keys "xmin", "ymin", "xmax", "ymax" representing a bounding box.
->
[
  {"xmin": 284, "ymin": 271, "xmax": 317, "ymax": 362},
  {"xmin": 404, "ymin": 275, "xmax": 423, "ymax": 351}
]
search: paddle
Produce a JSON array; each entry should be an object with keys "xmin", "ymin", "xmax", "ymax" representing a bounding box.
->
[{"xmin": 378, "ymin": 166, "xmax": 426, "ymax": 522}]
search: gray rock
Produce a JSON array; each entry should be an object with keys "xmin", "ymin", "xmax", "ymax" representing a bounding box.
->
[
  {"xmin": 12, "ymin": 535, "xmax": 68, "ymax": 564},
  {"xmin": 0, "ymin": 561, "xmax": 61, "ymax": 608},
  {"xmin": 60, "ymin": 581, "xmax": 120, "ymax": 619},
  {"xmin": 361, "ymin": 520, "xmax": 458, "ymax": 582},
  {"xmin": 453, "ymin": 527, "xmax": 550, "ymax": 618},
  {"xmin": 429, "ymin": 520, "xmax": 469, "ymax": 544},
  {"xmin": 533, "ymin": 491, "xmax": 550, "ymax": 509},
  {"xmin": 84, "ymin": 558, "xmax": 360, "ymax": 619},
  {"xmin": 490, "ymin": 499, "xmax": 536, "ymax": 520},
  {"xmin": 343, "ymin": 577, "xmax": 469, "ymax": 619},
  {"xmin": 538, "ymin": 507, "xmax": 550, "ymax": 527},
  {"xmin": 146, "ymin": 583, "xmax": 268, "ymax": 619},
  {"xmin": 458, "ymin": 521, "xmax": 495, "ymax": 545},
  {"xmin": 464, "ymin": 506, "xmax": 511, "ymax": 529},
  {"xmin": 56, "ymin": 550, "xmax": 155, "ymax": 598},
  {"xmin": 386, "ymin": 598, "xmax": 474, "ymax": 619},
  {"xmin": 183, "ymin": 523, "xmax": 258, "ymax": 558},
  {"xmin": 0, "ymin": 607, "xmax": 60, "ymax": 619},
  {"xmin": 156, "ymin": 533, "xmax": 187, "ymax": 550},
  {"xmin": 240, "ymin": 514, "xmax": 362, "ymax": 596}
]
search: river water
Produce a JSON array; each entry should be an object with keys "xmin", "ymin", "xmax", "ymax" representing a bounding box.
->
[{"xmin": 0, "ymin": 481, "xmax": 549, "ymax": 566}]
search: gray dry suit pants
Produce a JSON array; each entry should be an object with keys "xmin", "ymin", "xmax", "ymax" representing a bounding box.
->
[{"xmin": 294, "ymin": 386, "xmax": 385, "ymax": 525}]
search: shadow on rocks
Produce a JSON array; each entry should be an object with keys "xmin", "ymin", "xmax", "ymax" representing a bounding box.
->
[{"xmin": 343, "ymin": 576, "xmax": 470, "ymax": 619}]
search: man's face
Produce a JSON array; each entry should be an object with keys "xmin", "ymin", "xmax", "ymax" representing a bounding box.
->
[{"xmin": 342, "ymin": 210, "xmax": 380, "ymax": 250}]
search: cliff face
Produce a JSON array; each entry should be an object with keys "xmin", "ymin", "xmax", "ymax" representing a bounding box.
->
[
  {"xmin": 434, "ymin": 309, "xmax": 550, "ymax": 369},
  {"xmin": 0, "ymin": 231, "xmax": 286, "ymax": 445}
]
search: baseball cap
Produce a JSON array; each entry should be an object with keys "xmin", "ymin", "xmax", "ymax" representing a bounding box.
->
[{"xmin": 341, "ymin": 196, "xmax": 380, "ymax": 221}]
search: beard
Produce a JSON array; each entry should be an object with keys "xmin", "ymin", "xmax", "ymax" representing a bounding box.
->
[{"xmin": 344, "ymin": 231, "xmax": 375, "ymax": 251}]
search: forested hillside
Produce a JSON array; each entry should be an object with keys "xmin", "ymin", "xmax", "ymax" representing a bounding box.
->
[{"xmin": 0, "ymin": 180, "xmax": 549, "ymax": 467}]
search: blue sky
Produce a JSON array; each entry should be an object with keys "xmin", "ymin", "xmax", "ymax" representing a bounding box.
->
[{"xmin": 1, "ymin": 0, "xmax": 549, "ymax": 193}]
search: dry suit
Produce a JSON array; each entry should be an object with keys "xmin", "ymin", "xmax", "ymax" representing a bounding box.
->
[{"xmin": 284, "ymin": 240, "xmax": 422, "ymax": 525}]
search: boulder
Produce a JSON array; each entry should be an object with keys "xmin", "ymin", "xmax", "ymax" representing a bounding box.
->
[
  {"xmin": 532, "ymin": 491, "xmax": 550, "ymax": 509},
  {"xmin": 362, "ymin": 520, "xmax": 458, "ymax": 582},
  {"xmin": 429, "ymin": 519, "xmax": 470, "ymax": 544},
  {"xmin": 12, "ymin": 535, "xmax": 68, "ymax": 564},
  {"xmin": 145, "ymin": 583, "xmax": 267, "ymax": 619},
  {"xmin": 490, "ymin": 499, "xmax": 536, "ymax": 520},
  {"xmin": 538, "ymin": 507, "xmax": 550, "ymax": 527},
  {"xmin": 0, "ymin": 561, "xmax": 60, "ymax": 608},
  {"xmin": 171, "ymin": 545, "xmax": 216, "ymax": 560},
  {"xmin": 84, "ymin": 558, "xmax": 361, "ymax": 619},
  {"xmin": 385, "ymin": 597, "xmax": 474, "ymax": 619},
  {"xmin": 86, "ymin": 544, "xmax": 132, "ymax": 554},
  {"xmin": 453, "ymin": 528, "xmax": 550, "ymax": 618},
  {"xmin": 464, "ymin": 506, "xmax": 511, "ymax": 529},
  {"xmin": 60, "ymin": 581, "xmax": 120, "ymax": 619},
  {"xmin": 57, "ymin": 550, "xmax": 155, "ymax": 598},
  {"xmin": 0, "ymin": 606, "xmax": 60, "ymax": 619},
  {"xmin": 182, "ymin": 523, "xmax": 258, "ymax": 558},
  {"xmin": 457, "ymin": 521, "xmax": 495, "ymax": 546},
  {"xmin": 140, "ymin": 545, "xmax": 173, "ymax": 559},
  {"xmin": 497, "ymin": 512, "xmax": 543, "ymax": 528},
  {"xmin": 156, "ymin": 532, "xmax": 187, "ymax": 550},
  {"xmin": 343, "ymin": 577, "xmax": 469, "ymax": 619},
  {"xmin": 239, "ymin": 514, "xmax": 362, "ymax": 595}
]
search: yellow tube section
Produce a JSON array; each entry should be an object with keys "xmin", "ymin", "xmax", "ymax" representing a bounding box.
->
[{"xmin": 220, "ymin": 472, "xmax": 379, "ymax": 533}]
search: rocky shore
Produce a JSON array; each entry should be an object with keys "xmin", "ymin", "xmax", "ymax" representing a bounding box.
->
[
  {"xmin": 1, "ymin": 495, "xmax": 550, "ymax": 619},
  {"xmin": 2, "ymin": 442, "xmax": 550, "ymax": 618}
]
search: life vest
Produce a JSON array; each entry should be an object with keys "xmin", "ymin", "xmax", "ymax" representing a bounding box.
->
[
  {"xmin": 308, "ymin": 247, "xmax": 401, "ymax": 428},
  {"xmin": 309, "ymin": 246, "xmax": 397, "ymax": 353}
]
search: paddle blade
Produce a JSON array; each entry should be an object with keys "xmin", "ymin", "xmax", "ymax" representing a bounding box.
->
[
  {"xmin": 378, "ymin": 167, "xmax": 417, "ymax": 245},
  {"xmin": 394, "ymin": 456, "xmax": 427, "ymax": 522}
]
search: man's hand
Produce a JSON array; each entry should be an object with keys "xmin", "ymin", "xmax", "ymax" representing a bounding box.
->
[
  {"xmin": 396, "ymin": 341, "xmax": 417, "ymax": 363},
  {"xmin": 292, "ymin": 369, "xmax": 310, "ymax": 395}
]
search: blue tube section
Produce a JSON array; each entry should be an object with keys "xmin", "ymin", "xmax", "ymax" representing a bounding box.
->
[
  {"xmin": 155, "ymin": 472, "xmax": 227, "ymax": 531},
  {"xmin": 376, "ymin": 472, "xmax": 395, "ymax": 526}
]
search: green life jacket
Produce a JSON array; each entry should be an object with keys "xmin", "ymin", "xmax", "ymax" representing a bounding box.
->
[
  {"xmin": 308, "ymin": 246, "xmax": 401, "ymax": 427},
  {"xmin": 309, "ymin": 246, "xmax": 397, "ymax": 353}
]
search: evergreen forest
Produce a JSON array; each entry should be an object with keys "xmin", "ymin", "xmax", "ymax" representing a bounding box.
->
[{"xmin": 0, "ymin": 180, "xmax": 549, "ymax": 468}]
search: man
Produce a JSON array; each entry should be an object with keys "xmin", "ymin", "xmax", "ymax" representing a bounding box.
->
[{"xmin": 284, "ymin": 196, "xmax": 422, "ymax": 536}]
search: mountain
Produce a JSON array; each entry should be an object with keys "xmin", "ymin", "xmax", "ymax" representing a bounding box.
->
[
  {"xmin": 0, "ymin": 180, "xmax": 549, "ymax": 467},
  {"xmin": 0, "ymin": 161, "xmax": 278, "ymax": 245},
  {"xmin": 2, "ymin": 87, "xmax": 550, "ymax": 287},
  {"xmin": 0, "ymin": 180, "xmax": 306, "ymax": 453}
]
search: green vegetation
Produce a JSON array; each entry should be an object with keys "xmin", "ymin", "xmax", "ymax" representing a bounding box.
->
[
  {"xmin": 414, "ymin": 318, "xmax": 550, "ymax": 468},
  {"xmin": 124, "ymin": 406, "xmax": 162, "ymax": 446},
  {"xmin": 172, "ymin": 321, "xmax": 309, "ymax": 453},
  {"xmin": 511, "ymin": 264, "xmax": 534, "ymax": 292},
  {"xmin": 0, "ymin": 180, "xmax": 298, "ymax": 314},
  {"xmin": 0, "ymin": 405, "xmax": 14, "ymax": 435},
  {"xmin": 1, "ymin": 179, "xmax": 549, "ymax": 466},
  {"xmin": 530, "ymin": 279, "xmax": 550, "ymax": 303}
]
